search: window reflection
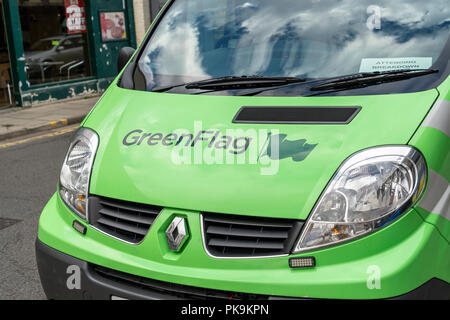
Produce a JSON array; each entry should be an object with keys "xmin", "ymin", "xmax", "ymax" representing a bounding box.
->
[
  {"xmin": 139, "ymin": 0, "xmax": 450, "ymax": 90},
  {"xmin": 20, "ymin": 0, "xmax": 92, "ymax": 85}
]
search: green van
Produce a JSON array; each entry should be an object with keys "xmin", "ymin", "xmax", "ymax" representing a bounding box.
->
[{"xmin": 36, "ymin": 0, "xmax": 450, "ymax": 299}]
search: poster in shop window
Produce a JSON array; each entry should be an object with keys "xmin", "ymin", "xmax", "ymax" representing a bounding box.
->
[
  {"xmin": 100, "ymin": 12, "xmax": 128, "ymax": 41},
  {"xmin": 65, "ymin": 0, "xmax": 87, "ymax": 34}
]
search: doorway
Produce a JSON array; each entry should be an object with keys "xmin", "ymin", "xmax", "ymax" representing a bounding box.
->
[{"xmin": 0, "ymin": 1, "xmax": 13, "ymax": 109}]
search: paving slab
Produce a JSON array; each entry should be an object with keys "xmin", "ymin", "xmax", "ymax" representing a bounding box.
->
[{"xmin": 0, "ymin": 96, "xmax": 100, "ymax": 141}]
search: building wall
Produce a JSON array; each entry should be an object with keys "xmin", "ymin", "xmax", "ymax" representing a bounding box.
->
[
  {"xmin": 133, "ymin": 0, "xmax": 151, "ymax": 45},
  {"xmin": 133, "ymin": 0, "xmax": 167, "ymax": 46}
]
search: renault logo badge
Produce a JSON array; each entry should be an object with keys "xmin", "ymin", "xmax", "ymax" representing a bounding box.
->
[{"xmin": 165, "ymin": 217, "xmax": 189, "ymax": 252}]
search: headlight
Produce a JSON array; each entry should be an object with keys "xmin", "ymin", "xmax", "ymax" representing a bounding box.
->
[
  {"xmin": 59, "ymin": 128, "xmax": 99, "ymax": 220},
  {"xmin": 294, "ymin": 146, "xmax": 426, "ymax": 252}
]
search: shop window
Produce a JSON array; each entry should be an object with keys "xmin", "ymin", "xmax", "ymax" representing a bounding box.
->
[
  {"xmin": 19, "ymin": 0, "xmax": 92, "ymax": 85},
  {"xmin": 0, "ymin": 1, "xmax": 13, "ymax": 108}
]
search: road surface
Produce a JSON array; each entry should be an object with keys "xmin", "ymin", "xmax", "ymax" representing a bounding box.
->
[{"xmin": 0, "ymin": 126, "xmax": 77, "ymax": 299}]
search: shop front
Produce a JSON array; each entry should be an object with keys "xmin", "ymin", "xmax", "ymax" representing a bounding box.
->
[{"xmin": 1, "ymin": 0, "xmax": 136, "ymax": 108}]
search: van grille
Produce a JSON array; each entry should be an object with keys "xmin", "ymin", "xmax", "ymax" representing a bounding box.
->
[
  {"xmin": 88, "ymin": 196, "xmax": 162, "ymax": 243},
  {"xmin": 202, "ymin": 213, "xmax": 304, "ymax": 258},
  {"xmin": 92, "ymin": 265, "xmax": 269, "ymax": 300}
]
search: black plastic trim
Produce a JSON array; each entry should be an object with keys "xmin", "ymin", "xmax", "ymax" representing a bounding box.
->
[
  {"xmin": 118, "ymin": 61, "xmax": 136, "ymax": 90},
  {"xmin": 35, "ymin": 239, "xmax": 450, "ymax": 300},
  {"xmin": 35, "ymin": 239, "xmax": 269, "ymax": 300},
  {"xmin": 233, "ymin": 106, "xmax": 361, "ymax": 124},
  {"xmin": 36, "ymin": 239, "xmax": 175, "ymax": 300},
  {"xmin": 389, "ymin": 278, "xmax": 450, "ymax": 300}
]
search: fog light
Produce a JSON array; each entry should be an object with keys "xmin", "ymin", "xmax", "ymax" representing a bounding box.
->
[
  {"xmin": 289, "ymin": 257, "xmax": 316, "ymax": 269},
  {"xmin": 72, "ymin": 220, "xmax": 87, "ymax": 235}
]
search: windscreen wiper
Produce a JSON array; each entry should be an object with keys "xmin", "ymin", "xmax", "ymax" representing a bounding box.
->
[
  {"xmin": 152, "ymin": 76, "xmax": 306, "ymax": 92},
  {"xmin": 309, "ymin": 69, "xmax": 439, "ymax": 92},
  {"xmin": 239, "ymin": 69, "xmax": 439, "ymax": 97}
]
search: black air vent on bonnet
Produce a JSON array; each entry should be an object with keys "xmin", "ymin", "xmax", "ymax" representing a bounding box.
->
[{"xmin": 233, "ymin": 106, "xmax": 361, "ymax": 124}]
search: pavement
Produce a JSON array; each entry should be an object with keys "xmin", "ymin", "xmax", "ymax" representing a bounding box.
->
[{"xmin": 0, "ymin": 96, "xmax": 100, "ymax": 142}]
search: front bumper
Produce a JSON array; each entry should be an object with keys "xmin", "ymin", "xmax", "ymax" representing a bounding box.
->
[
  {"xmin": 36, "ymin": 239, "xmax": 281, "ymax": 299},
  {"xmin": 36, "ymin": 239, "xmax": 450, "ymax": 300},
  {"xmin": 37, "ymin": 193, "xmax": 450, "ymax": 300}
]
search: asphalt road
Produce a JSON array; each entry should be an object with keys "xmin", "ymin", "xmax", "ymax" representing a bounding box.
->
[{"xmin": 0, "ymin": 126, "xmax": 77, "ymax": 300}]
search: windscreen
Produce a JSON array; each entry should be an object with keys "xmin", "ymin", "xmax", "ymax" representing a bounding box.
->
[{"xmin": 138, "ymin": 0, "xmax": 450, "ymax": 90}]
